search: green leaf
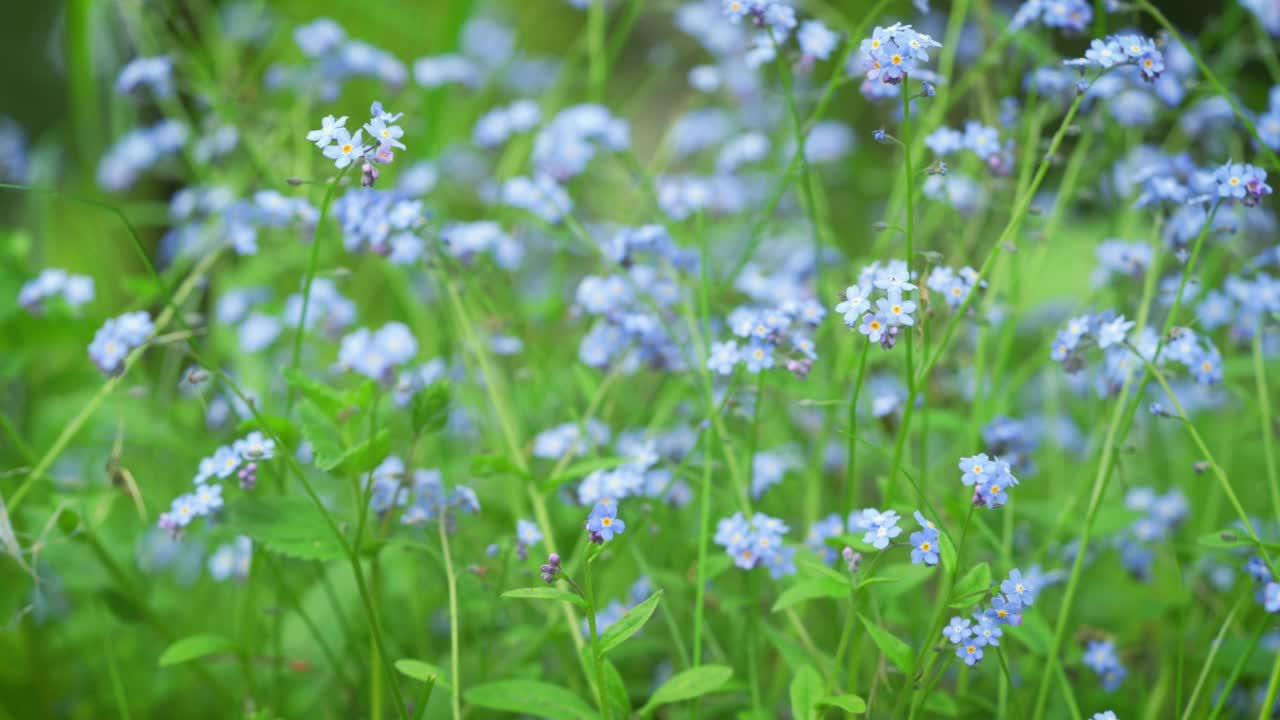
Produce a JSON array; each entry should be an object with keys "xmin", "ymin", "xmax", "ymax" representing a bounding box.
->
[
  {"xmin": 939, "ymin": 531, "xmax": 957, "ymax": 571},
  {"xmin": 222, "ymin": 497, "xmax": 346, "ymax": 560},
  {"xmin": 579, "ymin": 648, "xmax": 630, "ymax": 718},
  {"xmin": 818, "ymin": 694, "xmax": 867, "ymax": 713},
  {"xmin": 410, "ymin": 382, "xmax": 451, "ymax": 436},
  {"xmin": 772, "ymin": 576, "xmax": 848, "ymax": 612},
  {"xmin": 470, "ymin": 454, "xmax": 528, "ymax": 479},
  {"xmin": 158, "ymin": 634, "xmax": 237, "ymax": 667},
  {"xmin": 639, "ymin": 665, "xmax": 733, "ymax": 713},
  {"xmin": 503, "ymin": 587, "xmax": 588, "ymax": 610},
  {"xmin": 859, "ymin": 614, "xmax": 913, "ymax": 674},
  {"xmin": 789, "ymin": 665, "xmax": 824, "ymax": 720},
  {"xmin": 948, "ymin": 562, "xmax": 992, "ymax": 608},
  {"xmin": 297, "ymin": 400, "xmax": 344, "ymax": 463},
  {"xmin": 463, "ymin": 680, "xmax": 597, "ymax": 719},
  {"xmin": 599, "ymin": 590, "xmax": 662, "ymax": 654},
  {"xmin": 282, "ymin": 367, "xmax": 347, "ymax": 417},
  {"xmin": 394, "ymin": 659, "xmax": 447, "ymax": 688},
  {"xmin": 922, "ymin": 691, "xmax": 958, "ymax": 716},
  {"xmin": 316, "ymin": 429, "xmax": 392, "ymax": 476},
  {"xmin": 235, "ymin": 414, "xmax": 299, "ymax": 448}
]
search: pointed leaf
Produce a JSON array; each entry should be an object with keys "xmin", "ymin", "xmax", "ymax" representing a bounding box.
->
[
  {"xmin": 859, "ymin": 614, "xmax": 913, "ymax": 674},
  {"xmin": 639, "ymin": 665, "xmax": 733, "ymax": 713},
  {"xmin": 318, "ymin": 429, "xmax": 392, "ymax": 476},
  {"xmin": 818, "ymin": 694, "xmax": 868, "ymax": 713},
  {"xmin": 463, "ymin": 679, "xmax": 596, "ymax": 719},
  {"xmin": 158, "ymin": 634, "xmax": 237, "ymax": 667},
  {"xmin": 599, "ymin": 590, "xmax": 662, "ymax": 654},
  {"xmin": 282, "ymin": 368, "xmax": 347, "ymax": 416},
  {"xmin": 772, "ymin": 576, "xmax": 848, "ymax": 612},
  {"xmin": 223, "ymin": 497, "xmax": 346, "ymax": 560},
  {"xmin": 410, "ymin": 381, "xmax": 451, "ymax": 436},
  {"xmin": 394, "ymin": 659, "xmax": 448, "ymax": 688},
  {"xmin": 503, "ymin": 587, "xmax": 588, "ymax": 610},
  {"xmin": 948, "ymin": 562, "xmax": 992, "ymax": 608},
  {"xmin": 789, "ymin": 665, "xmax": 824, "ymax": 720}
]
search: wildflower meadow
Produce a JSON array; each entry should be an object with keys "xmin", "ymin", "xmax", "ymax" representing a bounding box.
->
[{"xmin": 4, "ymin": 0, "xmax": 1280, "ymax": 717}]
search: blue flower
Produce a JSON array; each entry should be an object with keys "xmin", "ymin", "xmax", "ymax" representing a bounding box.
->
[
  {"xmin": 859, "ymin": 312, "xmax": 890, "ymax": 343},
  {"xmin": 365, "ymin": 117, "xmax": 406, "ymax": 151},
  {"xmin": 958, "ymin": 453, "xmax": 994, "ymax": 487},
  {"xmin": 943, "ymin": 616, "xmax": 972, "ymax": 643},
  {"xmin": 957, "ymin": 642, "xmax": 984, "ymax": 666},
  {"xmin": 1096, "ymin": 315, "xmax": 1134, "ymax": 349},
  {"xmin": 322, "ymin": 127, "xmax": 365, "ymax": 168},
  {"xmin": 211, "ymin": 445, "xmax": 240, "ymax": 479},
  {"xmin": 971, "ymin": 613, "xmax": 1003, "ymax": 647},
  {"xmin": 744, "ymin": 340, "xmax": 774, "ymax": 373},
  {"xmin": 586, "ymin": 501, "xmax": 626, "ymax": 542},
  {"xmin": 1084, "ymin": 39, "xmax": 1123, "ymax": 68},
  {"xmin": 1091, "ymin": 712, "xmax": 1117, "ymax": 720},
  {"xmin": 910, "ymin": 529, "xmax": 940, "ymax": 566},
  {"xmin": 835, "ymin": 285, "xmax": 871, "ymax": 325},
  {"xmin": 984, "ymin": 595, "xmax": 1022, "ymax": 625},
  {"xmin": 707, "ymin": 340, "xmax": 740, "ymax": 376},
  {"xmin": 1000, "ymin": 568, "xmax": 1037, "ymax": 606},
  {"xmin": 861, "ymin": 510, "xmax": 902, "ymax": 550},
  {"xmin": 306, "ymin": 114, "xmax": 348, "ymax": 147},
  {"xmin": 517, "ymin": 519, "xmax": 543, "ymax": 547},
  {"xmin": 875, "ymin": 296, "xmax": 917, "ymax": 326}
]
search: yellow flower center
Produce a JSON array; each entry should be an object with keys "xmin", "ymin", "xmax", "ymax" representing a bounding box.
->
[
  {"xmin": 920, "ymin": 542, "xmax": 932, "ymax": 551},
  {"xmin": 342, "ymin": 143, "xmax": 353, "ymax": 154},
  {"xmin": 601, "ymin": 517, "xmax": 612, "ymax": 527}
]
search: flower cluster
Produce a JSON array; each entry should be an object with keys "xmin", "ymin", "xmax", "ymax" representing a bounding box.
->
[
  {"xmin": 575, "ymin": 430, "xmax": 691, "ymax": 507},
  {"xmin": 270, "ymin": 18, "xmax": 406, "ymax": 100},
  {"xmin": 834, "ymin": 260, "xmax": 919, "ymax": 350},
  {"xmin": 336, "ymin": 322, "xmax": 419, "ymax": 382},
  {"xmin": 116, "ymin": 56, "xmax": 175, "ymax": 98},
  {"xmin": 19, "ymin": 269, "xmax": 94, "ymax": 313},
  {"xmin": 924, "ymin": 121, "xmax": 1012, "ymax": 174},
  {"xmin": 1213, "ymin": 161, "xmax": 1272, "ymax": 207},
  {"xmin": 97, "ymin": 120, "xmax": 188, "ymax": 191},
  {"xmin": 532, "ymin": 104, "xmax": 629, "ymax": 181},
  {"xmin": 856, "ymin": 23, "xmax": 941, "ymax": 85},
  {"xmin": 1200, "ymin": 268, "xmax": 1280, "ymax": 342},
  {"xmin": 1066, "ymin": 35, "xmax": 1166, "ymax": 82},
  {"xmin": 157, "ymin": 432, "xmax": 276, "ymax": 537},
  {"xmin": 473, "ymin": 99, "xmax": 542, "ymax": 148},
  {"xmin": 1112, "ymin": 487, "xmax": 1188, "ymax": 580},
  {"xmin": 309, "ymin": 101, "xmax": 405, "ymax": 186},
  {"xmin": 959, "ymin": 453, "xmax": 1020, "ymax": 508},
  {"xmin": 925, "ymin": 265, "xmax": 982, "ymax": 310},
  {"xmin": 88, "ymin": 311, "xmax": 155, "ymax": 375},
  {"xmin": 586, "ymin": 500, "xmax": 626, "ymax": 543},
  {"xmin": 366, "ymin": 457, "xmax": 475, "ymax": 525},
  {"xmin": 1083, "ymin": 638, "xmax": 1127, "ymax": 691},
  {"xmin": 1009, "ymin": 0, "xmax": 1093, "ymax": 33},
  {"xmin": 944, "ymin": 568, "xmax": 1039, "ymax": 667},
  {"xmin": 709, "ymin": 299, "xmax": 824, "ymax": 379},
  {"xmin": 575, "ymin": 225, "xmax": 697, "ymax": 373},
  {"xmin": 439, "ymin": 221, "xmax": 522, "ymax": 269},
  {"xmin": 851, "ymin": 508, "xmax": 903, "ymax": 550},
  {"xmin": 715, "ymin": 512, "xmax": 796, "ymax": 578},
  {"xmin": 331, "ymin": 188, "xmax": 429, "ymax": 262},
  {"xmin": 1053, "ymin": 313, "xmax": 1224, "ymax": 388},
  {"xmin": 208, "ymin": 536, "xmax": 252, "ymax": 582}
]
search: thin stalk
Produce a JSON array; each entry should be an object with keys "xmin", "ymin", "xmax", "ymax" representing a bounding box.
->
[
  {"xmin": 1254, "ymin": 333, "xmax": 1280, "ymax": 525},
  {"xmin": 1207, "ymin": 619, "xmax": 1268, "ymax": 720},
  {"xmin": 844, "ymin": 342, "xmax": 872, "ymax": 513},
  {"xmin": 1182, "ymin": 597, "xmax": 1243, "ymax": 720},
  {"xmin": 1262, "ymin": 649, "xmax": 1280, "ymax": 720},
  {"xmin": 438, "ymin": 519, "xmax": 462, "ymax": 720},
  {"xmin": 587, "ymin": 0, "xmax": 607, "ymax": 102},
  {"xmin": 900, "ymin": 76, "xmax": 917, "ymax": 396},
  {"xmin": 584, "ymin": 559, "xmax": 613, "ymax": 720},
  {"xmin": 286, "ymin": 165, "xmax": 352, "ymax": 412},
  {"xmin": 693, "ymin": 424, "xmax": 715, "ymax": 667},
  {"xmin": 1136, "ymin": 0, "xmax": 1280, "ymax": 169}
]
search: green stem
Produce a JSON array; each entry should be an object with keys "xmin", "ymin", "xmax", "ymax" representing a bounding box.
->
[
  {"xmin": 1255, "ymin": 332, "xmax": 1280, "ymax": 525},
  {"xmin": 693, "ymin": 424, "xmax": 715, "ymax": 667},
  {"xmin": 584, "ymin": 559, "xmax": 612, "ymax": 720},
  {"xmin": 1207, "ymin": 617, "xmax": 1267, "ymax": 720},
  {"xmin": 286, "ymin": 165, "xmax": 352, "ymax": 412},
  {"xmin": 900, "ymin": 76, "xmax": 916, "ymax": 397},
  {"xmin": 1137, "ymin": 0, "xmax": 1280, "ymax": 169},
  {"xmin": 438, "ymin": 518, "xmax": 463, "ymax": 720},
  {"xmin": 587, "ymin": 0, "xmax": 607, "ymax": 103},
  {"xmin": 844, "ymin": 342, "xmax": 872, "ymax": 513},
  {"xmin": 1182, "ymin": 597, "xmax": 1243, "ymax": 720}
]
